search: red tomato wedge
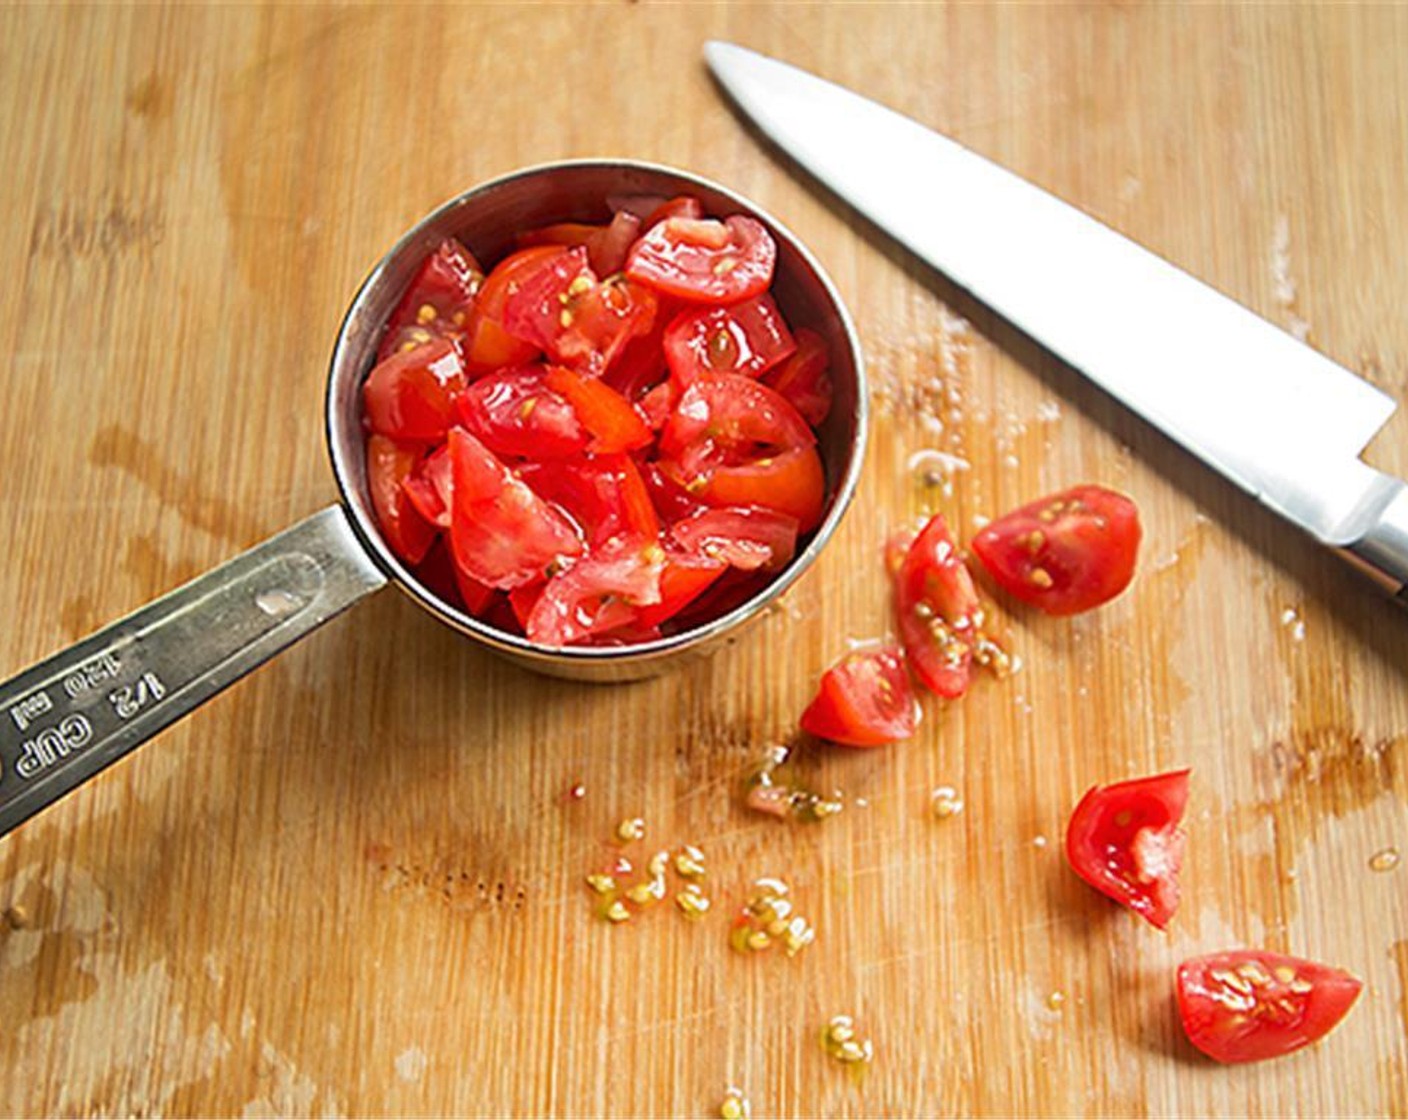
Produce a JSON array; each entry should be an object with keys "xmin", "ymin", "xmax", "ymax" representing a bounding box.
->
[
  {"xmin": 517, "ymin": 454, "xmax": 659, "ymax": 549},
  {"xmin": 893, "ymin": 513, "xmax": 982, "ymax": 699},
  {"xmin": 663, "ymin": 295, "xmax": 796, "ymax": 384},
  {"xmin": 659, "ymin": 373, "xmax": 815, "ymax": 464},
  {"xmin": 366, "ymin": 434, "xmax": 436, "ymax": 565},
  {"xmin": 376, "ymin": 238, "xmax": 483, "ymax": 362},
  {"xmin": 362, "ymin": 337, "xmax": 467, "ymax": 443},
  {"xmin": 501, "ymin": 246, "xmax": 656, "ymax": 376},
  {"xmin": 543, "ymin": 365, "xmax": 652, "ymax": 453},
  {"xmin": 972, "ymin": 484, "xmax": 1141, "ymax": 615},
  {"xmin": 625, "ymin": 214, "xmax": 776, "ymax": 304},
  {"xmin": 461, "ymin": 246, "xmax": 557, "ymax": 373},
  {"xmin": 669, "ymin": 506, "xmax": 800, "ymax": 572},
  {"xmin": 761, "ymin": 327, "xmax": 834, "ymax": 427},
  {"xmin": 1065, "ymin": 768, "xmax": 1190, "ymax": 929},
  {"xmin": 800, "ymin": 643, "xmax": 920, "ymax": 747},
  {"xmin": 516, "ymin": 210, "xmax": 642, "ymax": 276},
  {"xmin": 447, "ymin": 429, "xmax": 583, "ymax": 590},
  {"xmin": 1177, "ymin": 951, "xmax": 1363, "ymax": 1063},
  {"xmin": 634, "ymin": 550, "xmax": 728, "ymax": 628},
  {"xmin": 522, "ymin": 537, "xmax": 665, "ymax": 647},
  {"xmin": 402, "ymin": 443, "xmax": 453, "ymax": 529},
  {"xmin": 454, "ymin": 365, "xmax": 588, "ymax": 460}
]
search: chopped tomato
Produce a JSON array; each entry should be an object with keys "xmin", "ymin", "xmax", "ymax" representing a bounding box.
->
[
  {"xmin": 517, "ymin": 454, "xmax": 659, "ymax": 549},
  {"xmin": 447, "ymin": 428, "xmax": 583, "ymax": 590},
  {"xmin": 501, "ymin": 247, "xmax": 656, "ymax": 376},
  {"xmin": 454, "ymin": 365, "xmax": 588, "ymax": 460},
  {"xmin": 362, "ymin": 337, "xmax": 467, "ymax": 442},
  {"xmin": 516, "ymin": 210, "xmax": 643, "ymax": 276},
  {"xmin": 543, "ymin": 365, "xmax": 652, "ymax": 454},
  {"xmin": 667, "ymin": 446, "xmax": 826, "ymax": 534},
  {"xmin": 376, "ymin": 238, "xmax": 482, "ymax": 362},
  {"xmin": 366, "ymin": 434, "xmax": 436, "ymax": 565},
  {"xmin": 662, "ymin": 295, "xmax": 796, "ymax": 384},
  {"xmin": 972, "ymin": 484, "xmax": 1141, "ymax": 615},
  {"xmin": 893, "ymin": 513, "xmax": 982, "ymax": 699},
  {"xmin": 402, "ymin": 443, "xmax": 453, "ymax": 528},
  {"xmin": 608, "ymin": 194, "xmax": 704, "ymax": 228},
  {"xmin": 761, "ymin": 327, "xmax": 833, "ymax": 427},
  {"xmin": 659, "ymin": 373, "xmax": 815, "ymax": 464},
  {"xmin": 800, "ymin": 643, "xmax": 920, "ymax": 748},
  {"xmin": 461, "ymin": 246, "xmax": 558, "ymax": 372},
  {"xmin": 634, "ymin": 550, "xmax": 728, "ymax": 628},
  {"xmin": 640, "ymin": 457, "xmax": 709, "ymax": 524},
  {"xmin": 1177, "ymin": 951, "xmax": 1363, "ymax": 1063},
  {"xmin": 626, "ymin": 214, "xmax": 776, "ymax": 304},
  {"xmin": 1065, "ymin": 768, "xmax": 1190, "ymax": 929},
  {"xmin": 522, "ymin": 537, "xmax": 664, "ymax": 647},
  {"xmin": 669, "ymin": 506, "xmax": 799, "ymax": 572}
]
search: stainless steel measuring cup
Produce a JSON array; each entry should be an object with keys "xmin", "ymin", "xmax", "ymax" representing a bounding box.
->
[{"xmin": 0, "ymin": 160, "xmax": 867, "ymax": 838}]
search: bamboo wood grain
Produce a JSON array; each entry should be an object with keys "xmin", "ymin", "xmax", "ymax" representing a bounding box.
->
[{"xmin": 1, "ymin": 4, "xmax": 1406, "ymax": 1116}]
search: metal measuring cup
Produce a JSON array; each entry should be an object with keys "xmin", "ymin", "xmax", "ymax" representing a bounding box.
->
[{"xmin": 0, "ymin": 160, "xmax": 867, "ymax": 838}]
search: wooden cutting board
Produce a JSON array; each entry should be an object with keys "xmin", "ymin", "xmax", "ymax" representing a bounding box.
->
[{"xmin": 1, "ymin": 4, "xmax": 1405, "ymax": 1116}]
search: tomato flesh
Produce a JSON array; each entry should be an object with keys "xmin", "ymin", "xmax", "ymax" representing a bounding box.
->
[
  {"xmin": 454, "ymin": 364, "xmax": 588, "ymax": 461},
  {"xmin": 626, "ymin": 214, "xmax": 776, "ymax": 304},
  {"xmin": 1065, "ymin": 768, "xmax": 1190, "ymax": 929},
  {"xmin": 366, "ymin": 434, "xmax": 436, "ymax": 565},
  {"xmin": 761, "ymin": 327, "xmax": 833, "ymax": 427},
  {"xmin": 893, "ymin": 513, "xmax": 982, "ymax": 699},
  {"xmin": 376, "ymin": 238, "xmax": 482, "ymax": 362},
  {"xmin": 461, "ymin": 246, "xmax": 558, "ymax": 372},
  {"xmin": 668, "ymin": 506, "xmax": 799, "ymax": 572},
  {"xmin": 972, "ymin": 484, "xmax": 1141, "ymax": 615},
  {"xmin": 663, "ymin": 295, "xmax": 796, "ymax": 384},
  {"xmin": 1177, "ymin": 951, "xmax": 1363, "ymax": 1063},
  {"xmin": 362, "ymin": 337, "xmax": 467, "ymax": 443},
  {"xmin": 543, "ymin": 365, "xmax": 652, "ymax": 454},
  {"xmin": 522, "ymin": 537, "xmax": 664, "ymax": 647},
  {"xmin": 800, "ymin": 644, "xmax": 920, "ymax": 747}
]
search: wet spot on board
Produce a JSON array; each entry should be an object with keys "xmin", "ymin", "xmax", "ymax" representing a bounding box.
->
[
  {"xmin": 126, "ymin": 74, "xmax": 169, "ymax": 122},
  {"xmin": 88, "ymin": 425, "xmax": 262, "ymax": 546}
]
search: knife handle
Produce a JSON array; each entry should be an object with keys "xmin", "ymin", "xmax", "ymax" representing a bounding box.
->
[{"xmin": 1339, "ymin": 475, "xmax": 1408, "ymax": 599}]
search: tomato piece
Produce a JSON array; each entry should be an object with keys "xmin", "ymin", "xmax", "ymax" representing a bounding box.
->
[
  {"xmin": 522, "ymin": 537, "xmax": 665, "ymax": 647},
  {"xmin": 972, "ymin": 485, "xmax": 1141, "ymax": 615},
  {"xmin": 501, "ymin": 247, "xmax": 656, "ymax": 376},
  {"xmin": 662, "ymin": 295, "xmax": 797, "ymax": 384},
  {"xmin": 608, "ymin": 194, "xmax": 704, "ymax": 228},
  {"xmin": 543, "ymin": 366, "xmax": 652, "ymax": 454},
  {"xmin": 602, "ymin": 296, "xmax": 678, "ymax": 402},
  {"xmin": 1177, "ymin": 951, "xmax": 1363, "ymax": 1063},
  {"xmin": 800, "ymin": 644, "xmax": 920, "ymax": 748},
  {"xmin": 365, "ymin": 434, "xmax": 436, "ymax": 565},
  {"xmin": 626, "ymin": 215, "xmax": 776, "ymax": 304},
  {"xmin": 640, "ymin": 458, "xmax": 708, "ymax": 524},
  {"xmin": 454, "ymin": 365, "xmax": 588, "ymax": 460},
  {"xmin": 362, "ymin": 337, "xmax": 467, "ymax": 442},
  {"xmin": 637, "ymin": 378, "xmax": 679, "ymax": 431},
  {"xmin": 376, "ymin": 238, "xmax": 482, "ymax": 362},
  {"xmin": 1065, "ymin": 769, "xmax": 1190, "ymax": 929},
  {"xmin": 894, "ymin": 514, "xmax": 982, "ymax": 699},
  {"xmin": 411, "ymin": 538, "xmax": 498, "ymax": 617},
  {"xmin": 447, "ymin": 428, "xmax": 583, "ymax": 590},
  {"xmin": 761, "ymin": 327, "xmax": 833, "ymax": 427},
  {"xmin": 669, "ymin": 506, "xmax": 799, "ymax": 572},
  {"xmin": 517, "ymin": 215, "xmax": 643, "ymax": 274},
  {"xmin": 666, "ymin": 446, "xmax": 827, "ymax": 534},
  {"xmin": 659, "ymin": 373, "xmax": 815, "ymax": 463},
  {"xmin": 634, "ymin": 550, "xmax": 728, "ymax": 628},
  {"xmin": 517, "ymin": 454, "xmax": 659, "ymax": 549},
  {"xmin": 402, "ymin": 443, "xmax": 453, "ymax": 528},
  {"xmin": 461, "ymin": 246, "xmax": 558, "ymax": 372}
]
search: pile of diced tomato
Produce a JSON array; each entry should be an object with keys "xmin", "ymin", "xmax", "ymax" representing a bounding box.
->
[{"xmin": 362, "ymin": 196, "xmax": 834, "ymax": 648}]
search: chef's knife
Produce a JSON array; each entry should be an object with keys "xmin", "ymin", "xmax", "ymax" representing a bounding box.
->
[{"xmin": 704, "ymin": 41, "xmax": 1408, "ymax": 596}]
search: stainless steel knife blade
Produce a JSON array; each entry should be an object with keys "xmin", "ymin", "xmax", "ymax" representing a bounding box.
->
[{"xmin": 705, "ymin": 41, "xmax": 1408, "ymax": 594}]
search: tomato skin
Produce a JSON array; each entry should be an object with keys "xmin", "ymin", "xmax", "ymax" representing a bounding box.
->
[
  {"xmin": 366, "ymin": 434, "xmax": 436, "ymax": 565},
  {"xmin": 447, "ymin": 428, "xmax": 583, "ymax": 590},
  {"xmin": 1065, "ymin": 768, "xmax": 1190, "ymax": 929},
  {"xmin": 461, "ymin": 246, "xmax": 559, "ymax": 373},
  {"xmin": 800, "ymin": 643, "xmax": 920, "ymax": 748},
  {"xmin": 662, "ymin": 295, "xmax": 797, "ymax": 384},
  {"xmin": 543, "ymin": 365, "xmax": 652, "ymax": 454},
  {"xmin": 634, "ymin": 550, "xmax": 728, "ymax": 628},
  {"xmin": 893, "ymin": 514, "xmax": 982, "ymax": 699},
  {"xmin": 1177, "ymin": 951, "xmax": 1363, "ymax": 1063},
  {"xmin": 972, "ymin": 485, "xmax": 1141, "ymax": 615},
  {"xmin": 362, "ymin": 337, "xmax": 467, "ymax": 442},
  {"xmin": 522, "ymin": 537, "xmax": 664, "ymax": 647},
  {"xmin": 517, "ymin": 453, "xmax": 659, "ymax": 549},
  {"xmin": 659, "ymin": 373, "xmax": 815, "ymax": 463},
  {"xmin": 761, "ymin": 327, "xmax": 833, "ymax": 427},
  {"xmin": 626, "ymin": 214, "xmax": 776, "ymax": 304},
  {"xmin": 691, "ymin": 447, "xmax": 826, "ymax": 533},
  {"xmin": 516, "ymin": 210, "xmax": 642, "ymax": 276},
  {"xmin": 376, "ymin": 238, "xmax": 482, "ymax": 362}
]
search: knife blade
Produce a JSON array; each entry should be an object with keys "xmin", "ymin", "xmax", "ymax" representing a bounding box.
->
[{"xmin": 705, "ymin": 41, "xmax": 1408, "ymax": 596}]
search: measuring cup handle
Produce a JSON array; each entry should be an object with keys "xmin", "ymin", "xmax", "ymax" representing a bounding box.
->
[{"xmin": 0, "ymin": 504, "xmax": 388, "ymax": 838}]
